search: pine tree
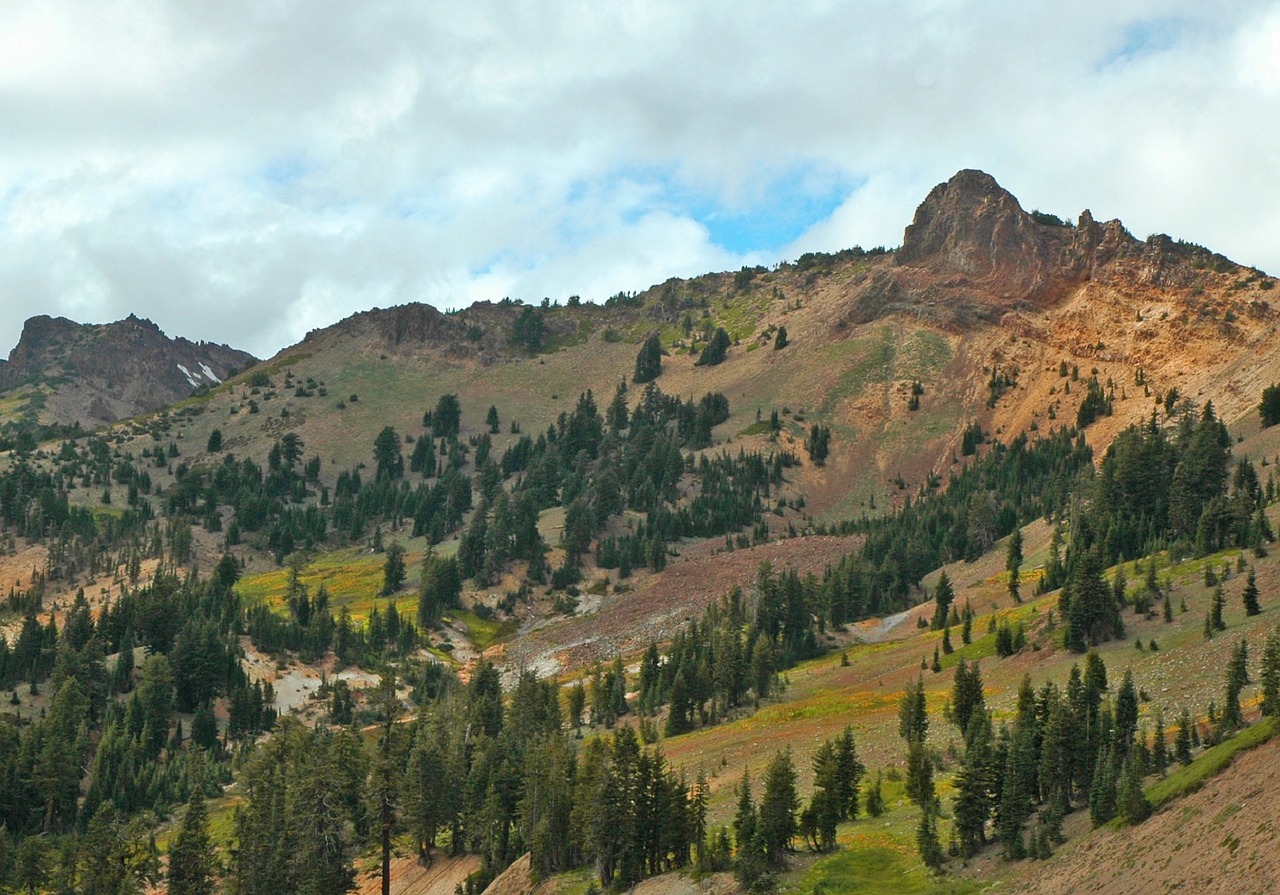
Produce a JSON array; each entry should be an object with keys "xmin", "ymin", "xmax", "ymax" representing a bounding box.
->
[
  {"xmin": 1151, "ymin": 707, "xmax": 1169, "ymax": 776},
  {"xmin": 1221, "ymin": 639, "xmax": 1248, "ymax": 734},
  {"xmin": 905, "ymin": 736, "xmax": 935, "ymax": 811},
  {"xmin": 382, "ymin": 542, "xmax": 406, "ymax": 595},
  {"xmin": 932, "ymin": 572, "xmax": 954, "ymax": 630},
  {"xmin": 898, "ymin": 676, "xmax": 928, "ymax": 742},
  {"xmin": 759, "ymin": 749, "xmax": 800, "ymax": 865},
  {"xmin": 916, "ymin": 806, "xmax": 945, "ymax": 872},
  {"xmin": 1175, "ymin": 708, "xmax": 1194, "ymax": 765},
  {"xmin": 633, "ymin": 334, "xmax": 664, "ymax": 384},
  {"xmin": 865, "ymin": 772, "xmax": 884, "ymax": 817},
  {"xmin": 695, "ymin": 328, "xmax": 731, "ymax": 367},
  {"xmin": 951, "ymin": 658, "xmax": 986, "ymax": 739},
  {"xmin": 1088, "ymin": 748, "xmax": 1117, "ymax": 826},
  {"xmin": 1006, "ymin": 529, "xmax": 1023, "ymax": 604},
  {"xmin": 1211, "ymin": 585, "xmax": 1227, "ymax": 630},
  {"xmin": 168, "ymin": 791, "xmax": 216, "ymax": 895},
  {"xmin": 1243, "ymin": 567, "xmax": 1261, "ymax": 616},
  {"xmin": 1116, "ymin": 755, "xmax": 1151, "ymax": 824},
  {"xmin": 1261, "ymin": 627, "xmax": 1280, "ymax": 717}
]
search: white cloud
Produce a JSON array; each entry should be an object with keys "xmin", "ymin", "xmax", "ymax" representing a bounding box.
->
[{"xmin": 1, "ymin": 0, "xmax": 1278, "ymax": 360}]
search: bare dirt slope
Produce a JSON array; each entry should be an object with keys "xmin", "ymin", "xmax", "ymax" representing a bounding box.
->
[
  {"xmin": 492, "ymin": 534, "xmax": 863, "ymax": 678},
  {"xmin": 1004, "ymin": 736, "xmax": 1280, "ymax": 895},
  {"xmin": 353, "ymin": 852, "xmax": 481, "ymax": 895}
]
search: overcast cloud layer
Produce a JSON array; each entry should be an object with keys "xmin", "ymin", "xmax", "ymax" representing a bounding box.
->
[{"xmin": 2, "ymin": 0, "xmax": 1279, "ymax": 359}]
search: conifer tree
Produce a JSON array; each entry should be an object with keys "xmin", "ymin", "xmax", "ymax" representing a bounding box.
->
[
  {"xmin": 932, "ymin": 572, "xmax": 954, "ymax": 630},
  {"xmin": 382, "ymin": 542, "xmax": 406, "ymax": 595},
  {"xmin": 1116, "ymin": 754, "xmax": 1151, "ymax": 824},
  {"xmin": 865, "ymin": 772, "xmax": 884, "ymax": 817},
  {"xmin": 1261, "ymin": 627, "xmax": 1280, "ymax": 717},
  {"xmin": 633, "ymin": 334, "xmax": 664, "ymax": 384},
  {"xmin": 168, "ymin": 791, "xmax": 216, "ymax": 895},
  {"xmin": 1175, "ymin": 708, "xmax": 1194, "ymax": 765},
  {"xmin": 1088, "ymin": 748, "xmax": 1117, "ymax": 826},
  {"xmin": 1243, "ymin": 567, "xmax": 1261, "ymax": 616},
  {"xmin": 1006, "ymin": 529, "xmax": 1023, "ymax": 604},
  {"xmin": 1151, "ymin": 707, "xmax": 1169, "ymax": 776},
  {"xmin": 759, "ymin": 749, "xmax": 799, "ymax": 865},
  {"xmin": 1211, "ymin": 585, "xmax": 1227, "ymax": 630}
]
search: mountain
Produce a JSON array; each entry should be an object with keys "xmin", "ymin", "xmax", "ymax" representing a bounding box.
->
[
  {"xmin": 2, "ymin": 169, "xmax": 1278, "ymax": 895},
  {"xmin": 0, "ymin": 313, "xmax": 256, "ymax": 430}
]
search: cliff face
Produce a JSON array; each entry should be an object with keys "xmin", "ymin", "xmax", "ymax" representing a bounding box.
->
[{"xmin": 0, "ymin": 314, "xmax": 256, "ymax": 427}]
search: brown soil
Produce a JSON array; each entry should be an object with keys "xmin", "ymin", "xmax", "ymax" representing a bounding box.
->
[
  {"xmin": 353, "ymin": 851, "xmax": 481, "ymax": 895},
  {"xmin": 1000, "ymin": 737, "xmax": 1280, "ymax": 895},
  {"xmin": 491, "ymin": 533, "xmax": 863, "ymax": 678}
]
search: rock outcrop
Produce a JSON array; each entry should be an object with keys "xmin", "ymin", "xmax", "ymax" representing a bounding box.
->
[{"xmin": 839, "ymin": 169, "xmax": 1261, "ymax": 335}]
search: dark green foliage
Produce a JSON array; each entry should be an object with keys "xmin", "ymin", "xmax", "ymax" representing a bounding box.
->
[
  {"xmin": 898, "ymin": 676, "xmax": 928, "ymax": 743},
  {"xmin": 1006, "ymin": 529, "xmax": 1023, "ymax": 603},
  {"xmin": 1260, "ymin": 384, "xmax": 1280, "ymax": 428},
  {"xmin": 951, "ymin": 659, "xmax": 985, "ymax": 738},
  {"xmin": 1221, "ymin": 639, "xmax": 1249, "ymax": 734},
  {"xmin": 374, "ymin": 426, "xmax": 404, "ymax": 480},
  {"xmin": 511, "ymin": 306, "xmax": 546, "ymax": 352},
  {"xmin": 1116, "ymin": 754, "xmax": 1151, "ymax": 824},
  {"xmin": 206, "ymin": 428, "xmax": 223, "ymax": 453},
  {"xmin": 168, "ymin": 791, "xmax": 216, "ymax": 895},
  {"xmin": 805, "ymin": 424, "xmax": 831, "ymax": 465},
  {"xmin": 1262, "ymin": 627, "xmax": 1280, "ymax": 718},
  {"xmin": 773, "ymin": 326, "xmax": 788, "ymax": 350},
  {"xmin": 432, "ymin": 394, "xmax": 462, "ymax": 439},
  {"xmin": 1075, "ymin": 377, "xmax": 1113, "ymax": 428},
  {"xmin": 382, "ymin": 542, "xmax": 406, "ymax": 595},
  {"xmin": 758, "ymin": 750, "xmax": 799, "ymax": 865},
  {"xmin": 1243, "ymin": 567, "xmax": 1261, "ymax": 616},
  {"xmin": 696, "ymin": 327, "xmax": 730, "ymax": 367},
  {"xmin": 1061, "ymin": 550, "xmax": 1122, "ymax": 652},
  {"xmin": 418, "ymin": 552, "xmax": 462, "ymax": 626},
  {"xmin": 960, "ymin": 420, "xmax": 984, "ymax": 455},
  {"xmin": 931, "ymin": 572, "xmax": 953, "ymax": 630},
  {"xmin": 633, "ymin": 333, "xmax": 665, "ymax": 383}
]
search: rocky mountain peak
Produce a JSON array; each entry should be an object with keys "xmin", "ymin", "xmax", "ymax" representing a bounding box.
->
[
  {"xmin": 894, "ymin": 169, "xmax": 1065, "ymax": 299},
  {"xmin": 0, "ymin": 315, "xmax": 257, "ymax": 428}
]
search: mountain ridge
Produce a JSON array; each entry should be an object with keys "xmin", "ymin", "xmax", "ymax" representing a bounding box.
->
[{"xmin": 0, "ymin": 312, "xmax": 257, "ymax": 430}]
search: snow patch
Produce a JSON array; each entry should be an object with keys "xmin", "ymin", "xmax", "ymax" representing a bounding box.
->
[
  {"xmin": 198, "ymin": 362, "xmax": 222, "ymax": 384},
  {"xmin": 176, "ymin": 363, "xmax": 201, "ymax": 387}
]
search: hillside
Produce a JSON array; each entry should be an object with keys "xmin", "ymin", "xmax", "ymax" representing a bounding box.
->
[
  {"xmin": 0, "ymin": 312, "xmax": 256, "ymax": 434},
  {"xmin": 27, "ymin": 168, "xmax": 1274, "ymax": 669},
  {"xmin": 1, "ymin": 169, "xmax": 1279, "ymax": 895}
]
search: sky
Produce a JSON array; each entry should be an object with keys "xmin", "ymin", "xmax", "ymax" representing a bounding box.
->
[{"xmin": 2, "ymin": 1, "xmax": 1279, "ymax": 360}]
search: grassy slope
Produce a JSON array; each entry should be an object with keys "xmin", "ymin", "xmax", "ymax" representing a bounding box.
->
[{"xmin": 623, "ymin": 503, "xmax": 1280, "ymax": 894}]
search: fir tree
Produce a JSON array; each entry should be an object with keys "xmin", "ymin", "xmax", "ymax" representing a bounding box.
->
[
  {"xmin": 382, "ymin": 542, "xmax": 406, "ymax": 595},
  {"xmin": 1174, "ymin": 708, "xmax": 1194, "ymax": 765},
  {"xmin": 932, "ymin": 572, "xmax": 954, "ymax": 630},
  {"xmin": 1006, "ymin": 529, "xmax": 1023, "ymax": 604},
  {"xmin": 1261, "ymin": 627, "xmax": 1280, "ymax": 717},
  {"xmin": 1243, "ymin": 567, "xmax": 1262, "ymax": 616},
  {"xmin": 1211, "ymin": 585, "xmax": 1227, "ymax": 631},
  {"xmin": 759, "ymin": 749, "xmax": 800, "ymax": 865},
  {"xmin": 168, "ymin": 791, "xmax": 216, "ymax": 895},
  {"xmin": 864, "ymin": 772, "xmax": 884, "ymax": 817},
  {"xmin": 633, "ymin": 333, "xmax": 664, "ymax": 384}
]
